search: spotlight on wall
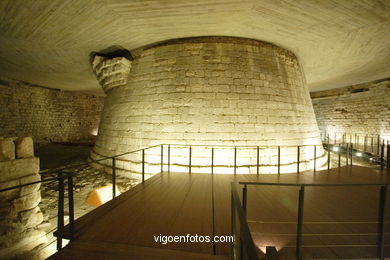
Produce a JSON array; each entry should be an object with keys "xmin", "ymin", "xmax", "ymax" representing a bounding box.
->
[
  {"xmin": 332, "ymin": 146, "xmax": 340, "ymax": 152},
  {"xmin": 356, "ymin": 152, "xmax": 363, "ymax": 157}
]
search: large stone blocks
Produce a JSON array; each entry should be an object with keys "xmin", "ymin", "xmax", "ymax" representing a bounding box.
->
[
  {"xmin": 15, "ymin": 136, "xmax": 34, "ymax": 159},
  {"xmin": 92, "ymin": 56, "xmax": 132, "ymax": 93},
  {"xmin": 0, "ymin": 136, "xmax": 46, "ymax": 259},
  {"xmin": 0, "ymin": 138, "xmax": 15, "ymax": 161},
  {"xmin": 91, "ymin": 37, "xmax": 326, "ymax": 175},
  {"xmin": 0, "ymin": 77, "xmax": 103, "ymax": 144},
  {"xmin": 312, "ymin": 78, "xmax": 390, "ymax": 141},
  {"xmin": 13, "ymin": 191, "xmax": 41, "ymax": 212},
  {"xmin": 0, "ymin": 158, "xmax": 40, "ymax": 182}
]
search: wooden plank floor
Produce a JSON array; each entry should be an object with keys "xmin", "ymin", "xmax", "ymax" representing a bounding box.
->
[{"xmin": 49, "ymin": 165, "xmax": 390, "ymax": 259}]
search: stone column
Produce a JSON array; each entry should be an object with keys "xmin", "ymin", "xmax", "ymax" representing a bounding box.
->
[{"xmin": 0, "ymin": 136, "xmax": 47, "ymax": 259}]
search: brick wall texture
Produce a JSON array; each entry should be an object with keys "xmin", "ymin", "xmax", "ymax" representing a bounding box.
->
[
  {"xmin": 311, "ymin": 78, "xmax": 390, "ymax": 141},
  {"xmin": 91, "ymin": 37, "xmax": 325, "ymax": 175},
  {"xmin": 0, "ymin": 78, "xmax": 104, "ymax": 143}
]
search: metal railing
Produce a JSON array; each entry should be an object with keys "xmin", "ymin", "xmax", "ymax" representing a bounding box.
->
[
  {"xmin": 237, "ymin": 181, "xmax": 389, "ymax": 260},
  {"xmin": 321, "ymin": 132, "xmax": 389, "ymax": 157},
  {"xmin": 159, "ymin": 143, "xmax": 328, "ymax": 175},
  {"xmin": 321, "ymin": 133, "xmax": 390, "ymax": 170},
  {"xmin": 0, "ymin": 144, "xmax": 163, "ymax": 251},
  {"xmin": 231, "ymin": 182, "xmax": 259, "ymax": 260},
  {"xmin": 1, "ymin": 141, "xmax": 389, "ymax": 256}
]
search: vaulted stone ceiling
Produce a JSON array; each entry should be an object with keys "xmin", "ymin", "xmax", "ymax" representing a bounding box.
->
[{"xmin": 0, "ymin": 0, "xmax": 389, "ymax": 94}]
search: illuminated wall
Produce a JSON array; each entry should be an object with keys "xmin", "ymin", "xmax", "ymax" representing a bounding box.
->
[
  {"xmin": 0, "ymin": 77, "xmax": 103, "ymax": 143},
  {"xmin": 91, "ymin": 37, "xmax": 326, "ymax": 177},
  {"xmin": 312, "ymin": 78, "xmax": 390, "ymax": 144}
]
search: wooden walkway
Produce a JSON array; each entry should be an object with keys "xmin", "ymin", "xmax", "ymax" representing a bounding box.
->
[{"xmin": 49, "ymin": 166, "xmax": 390, "ymax": 259}]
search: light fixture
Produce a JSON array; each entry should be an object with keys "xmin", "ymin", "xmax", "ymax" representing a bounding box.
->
[
  {"xmin": 91, "ymin": 128, "xmax": 98, "ymax": 136},
  {"xmin": 332, "ymin": 146, "xmax": 340, "ymax": 152},
  {"xmin": 356, "ymin": 152, "xmax": 362, "ymax": 157},
  {"xmin": 86, "ymin": 184, "xmax": 121, "ymax": 207}
]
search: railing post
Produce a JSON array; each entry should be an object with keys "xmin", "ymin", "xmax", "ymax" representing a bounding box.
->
[
  {"xmin": 381, "ymin": 141, "xmax": 384, "ymax": 170},
  {"xmin": 266, "ymin": 246, "xmax": 278, "ymax": 259},
  {"xmin": 56, "ymin": 172, "xmax": 64, "ymax": 251},
  {"xmin": 297, "ymin": 146, "xmax": 300, "ymax": 173},
  {"xmin": 112, "ymin": 157, "xmax": 116, "ymax": 198},
  {"xmin": 313, "ymin": 145, "xmax": 316, "ymax": 172},
  {"xmin": 377, "ymin": 185, "xmax": 387, "ymax": 260},
  {"xmin": 327, "ymin": 145, "xmax": 330, "ymax": 170},
  {"xmin": 168, "ymin": 144, "xmax": 171, "ymax": 173},
  {"xmin": 231, "ymin": 192, "xmax": 237, "ymax": 259},
  {"xmin": 334, "ymin": 132, "xmax": 336, "ymax": 144},
  {"xmin": 142, "ymin": 149, "xmax": 145, "ymax": 182},
  {"xmin": 234, "ymin": 147, "xmax": 237, "ymax": 175},
  {"xmin": 387, "ymin": 141, "xmax": 390, "ymax": 169},
  {"xmin": 256, "ymin": 146, "xmax": 259, "ymax": 175},
  {"xmin": 189, "ymin": 145, "xmax": 192, "ymax": 174},
  {"xmin": 242, "ymin": 185, "xmax": 247, "ymax": 214},
  {"xmin": 67, "ymin": 173, "xmax": 75, "ymax": 239},
  {"xmin": 350, "ymin": 143, "xmax": 353, "ymax": 166},
  {"xmin": 355, "ymin": 134, "xmax": 357, "ymax": 148},
  {"xmin": 277, "ymin": 146, "xmax": 281, "ymax": 175},
  {"xmin": 296, "ymin": 185, "xmax": 305, "ymax": 260},
  {"xmin": 364, "ymin": 135, "xmax": 367, "ymax": 152},
  {"xmin": 161, "ymin": 144, "xmax": 164, "ymax": 173},
  {"xmin": 338, "ymin": 143, "xmax": 341, "ymax": 168},
  {"xmin": 211, "ymin": 147, "xmax": 214, "ymax": 175},
  {"xmin": 371, "ymin": 137, "xmax": 374, "ymax": 153},
  {"xmin": 377, "ymin": 135, "xmax": 381, "ymax": 155},
  {"xmin": 356, "ymin": 136, "xmax": 360, "ymax": 150}
]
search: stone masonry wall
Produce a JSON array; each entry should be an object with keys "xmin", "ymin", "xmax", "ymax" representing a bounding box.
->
[
  {"xmin": 0, "ymin": 78, "xmax": 104, "ymax": 143},
  {"xmin": 91, "ymin": 37, "xmax": 326, "ymax": 175},
  {"xmin": 311, "ymin": 78, "xmax": 390, "ymax": 141},
  {"xmin": 0, "ymin": 136, "xmax": 47, "ymax": 259}
]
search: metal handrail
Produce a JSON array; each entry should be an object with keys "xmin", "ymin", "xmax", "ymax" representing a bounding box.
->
[
  {"xmin": 0, "ymin": 176, "xmax": 60, "ymax": 193},
  {"xmin": 2, "ymin": 141, "xmax": 389, "ymax": 256},
  {"xmin": 231, "ymin": 182, "xmax": 259, "ymax": 260},
  {"xmin": 239, "ymin": 181, "xmax": 389, "ymax": 260},
  {"xmin": 164, "ymin": 143, "xmax": 326, "ymax": 148},
  {"xmin": 321, "ymin": 132, "xmax": 389, "ymax": 157},
  {"xmin": 39, "ymin": 144, "xmax": 162, "ymax": 175},
  {"xmin": 0, "ymin": 144, "xmax": 163, "ymax": 253},
  {"xmin": 239, "ymin": 182, "xmax": 390, "ymax": 187}
]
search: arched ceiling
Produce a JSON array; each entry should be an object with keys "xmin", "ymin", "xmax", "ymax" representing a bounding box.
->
[{"xmin": 0, "ymin": 0, "xmax": 389, "ymax": 95}]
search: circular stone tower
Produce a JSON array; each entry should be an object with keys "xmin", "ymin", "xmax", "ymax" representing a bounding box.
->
[{"xmin": 90, "ymin": 37, "xmax": 326, "ymax": 177}]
